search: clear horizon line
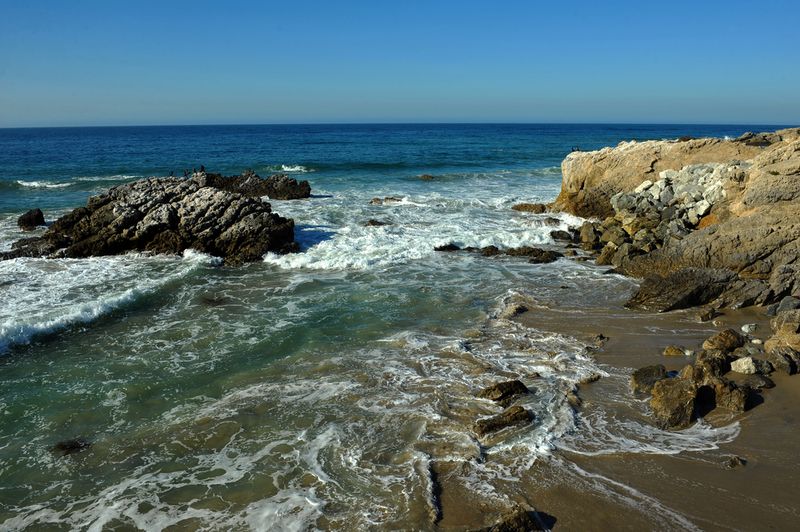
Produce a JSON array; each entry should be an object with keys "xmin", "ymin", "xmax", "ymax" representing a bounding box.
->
[{"xmin": 1, "ymin": 120, "xmax": 795, "ymax": 131}]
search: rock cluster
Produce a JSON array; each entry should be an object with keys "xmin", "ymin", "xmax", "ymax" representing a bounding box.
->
[
  {"xmin": 2, "ymin": 176, "xmax": 298, "ymax": 265},
  {"xmin": 434, "ymin": 244, "xmax": 564, "ymax": 264},
  {"xmin": 633, "ymin": 313, "xmax": 800, "ymax": 429}
]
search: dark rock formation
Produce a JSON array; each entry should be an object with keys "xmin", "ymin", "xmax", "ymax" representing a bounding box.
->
[
  {"xmin": 17, "ymin": 208, "xmax": 45, "ymax": 230},
  {"xmin": 626, "ymin": 268, "xmax": 735, "ymax": 312},
  {"xmin": 434, "ymin": 243, "xmax": 460, "ymax": 252},
  {"xmin": 364, "ymin": 219, "xmax": 389, "ymax": 227},
  {"xmin": 1, "ymin": 177, "xmax": 296, "ymax": 265},
  {"xmin": 473, "ymin": 405, "xmax": 532, "ymax": 437},
  {"xmin": 201, "ymin": 170, "xmax": 311, "ymax": 200},
  {"xmin": 477, "ymin": 380, "xmax": 530, "ymax": 407}
]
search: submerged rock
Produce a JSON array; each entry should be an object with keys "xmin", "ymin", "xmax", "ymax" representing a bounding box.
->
[
  {"xmin": 473, "ymin": 405, "xmax": 532, "ymax": 437},
  {"xmin": 477, "ymin": 380, "xmax": 530, "ymax": 407},
  {"xmin": 53, "ymin": 438, "xmax": 91, "ymax": 456},
  {"xmin": 364, "ymin": 219, "xmax": 389, "ymax": 227},
  {"xmin": 1, "ymin": 177, "xmax": 297, "ymax": 265},
  {"xmin": 434, "ymin": 243, "xmax": 460, "ymax": 252},
  {"xmin": 18, "ymin": 208, "xmax": 45, "ymax": 230}
]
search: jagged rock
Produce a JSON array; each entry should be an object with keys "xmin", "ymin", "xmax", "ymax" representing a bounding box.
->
[
  {"xmin": 201, "ymin": 171, "xmax": 311, "ymax": 199},
  {"xmin": 631, "ymin": 364, "xmax": 667, "ymax": 394},
  {"xmin": 511, "ymin": 203, "xmax": 546, "ymax": 214},
  {"xmin": 709, "ymin": 379, "xmax": 751, "ymax": 412},
  {"xmin": 703, "ymin": 329, "xmax": 746, "ymax": 353},
  {"xmin": 481, "ymin": 245, "xmax": 501, "ymax": 257},
  {"xmin": 17, "ymin": 208, "xmax": 45, "ymax": 230},
  {"xmin": 579, "ymin": 221, "xmax": 601, "ymax": 250},
  {"xmin": 477, "ymin": 380, "xmax": 530, "ymax": 407},
  {"xmin": 473, "ymin": 405, "xmax": 532, "ymax": 437},
  {"xmin": 1, "ymin": 177, "xmax": 296, "ymax": 265},
  {"xmin": 766, "ymin": 345, "xmax": 800, "ymax": 375},
  {"xmin": 650, "ymin": 378, "xmax": 698, "ymax": 430},
  {"xmin": 730, "ymin": 357, "xmax": 773, "ymax": 375},
  {"xmin": 369, "ymin": 196, "xmax": 403, "ymax": 205},
  {"xmin": 505, "ymin": 246, "xmax": 563, "ymax": 264},
  {"xmin": 434, "ymin": 243, "xmax": 460, "ymax": 252}
]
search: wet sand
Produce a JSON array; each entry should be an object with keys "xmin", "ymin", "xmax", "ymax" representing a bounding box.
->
[{"xmin": 437, "ymin": 293, "xmax": 800, "ymax": 530}]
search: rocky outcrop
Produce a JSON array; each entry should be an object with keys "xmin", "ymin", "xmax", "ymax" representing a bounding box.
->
[
  {"xmin": 555, "ymin": 133, "xmax": 768, "ymax": 218},
  {"xmin": 200, "ymin": 170, "xmax": 311, "ymax": 200},
  {"xmin": 1, "ymin": 176, "xmax": 297, "ymax": 265},
  {"xmin": 565, "ymin": 128, "xmax": 800, "ymax": 312}
]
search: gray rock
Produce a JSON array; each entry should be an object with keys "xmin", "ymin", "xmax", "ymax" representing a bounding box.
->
[{"xmin": 766, "ymin": 345, "xmax": 800, "ymax": 375}]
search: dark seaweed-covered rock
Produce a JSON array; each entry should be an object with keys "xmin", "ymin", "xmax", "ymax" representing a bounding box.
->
[
  {"xmin": 53, "ymin": 438, "xmax": 91, "ymax": 456},
  {"xmin": 473, "ymin": 405, "xmax": 532, "ymax": 436},
  {"xmin": 477, "ymin": 380, "xmax": 530, "ymax": 407},
  {"xmin": 364, "ymin": 219, "xmax": 389, "ymax": 227},
  {"xmin": 506, "ymin": 246, "xmax": 563, "ymax": 264},
  {"xmin": 434, "ymin": 243, "xmax": 460, "ymax": 252},
  {"xmin": 17, "ymin": 208, "xmax": 45, "ymax": 230},
  {"xmin": 1, "ymin": 177, "xmax": 296, "ymax": 265}
]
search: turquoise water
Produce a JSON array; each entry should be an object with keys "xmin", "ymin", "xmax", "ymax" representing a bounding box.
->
[{"xmin": 0, "ymin": 124, "xmax": 776, "ymax": 529}]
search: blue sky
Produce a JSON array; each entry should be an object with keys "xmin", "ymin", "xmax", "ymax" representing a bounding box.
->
[{"xmin": 1, "ymin": 0, "xmax": 798, "ymax": 127}]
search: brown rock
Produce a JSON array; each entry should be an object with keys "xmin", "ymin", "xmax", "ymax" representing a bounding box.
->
[
  {"xmin": 511, "ymin": 203, "xmax": 547, "ymax": 214},
  {"xmin": 650, "ymin": 378, "xmax": 698, "ymax": 430},
  {"xmin": 474, "ymin": 405, "xmax": 532, "ymax": 437},
  {"xmin": 704, "ymin": 329, "xmax": 746, "ymax": 354},
  {"xmin": 477, "ymin": 380, "xmax": 530, "ymax": 406},
  {"xmin": 663, "ymin": 345, "xmax": 686, "ymax": 357}
]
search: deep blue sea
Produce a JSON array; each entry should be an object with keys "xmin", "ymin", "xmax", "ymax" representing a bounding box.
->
[{"xmin": 0, "ymin": 124, "xmax": 781, "ymax": 529}]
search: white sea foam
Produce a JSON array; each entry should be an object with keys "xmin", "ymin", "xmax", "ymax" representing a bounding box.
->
[
  {"xmin": 0, "ymin": 250, "xmax": 218, "ymax": 354},
  {"xmin": 15, "ymin": 180, "xmax": 72, "ymax": 189},
  {"xmin": 75, "ymin": 174, "xmax": 141, "ymax": 182},
  {"xmin": 280, "ymin": 164, "xmax": 313, "ymax": 173}
]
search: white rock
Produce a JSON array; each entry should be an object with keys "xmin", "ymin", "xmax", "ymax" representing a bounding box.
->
[
  {"xmin": 695, "ymin": 199, "xmax": 711, "ymax": 216},
  {"xmin": 634, "ymin": 180, "xmax": 653, "ymax": 194},
  {"xmin": 731, "ymin": 357, "xmax": 757, "ymax": 374},
  {"xmin": 741, "ymin": 323, "xmax": 758, "ymax": 334}
]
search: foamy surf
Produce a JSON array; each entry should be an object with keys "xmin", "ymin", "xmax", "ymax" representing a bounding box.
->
[{"xmin": 0, "ymin": 250, "xmax": 220, "ymax": 354}]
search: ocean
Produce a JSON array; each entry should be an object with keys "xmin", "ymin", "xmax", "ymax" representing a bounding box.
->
[{"xmin": 0, "ymin": 124, "xmax": 780, "ymax": 529}]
